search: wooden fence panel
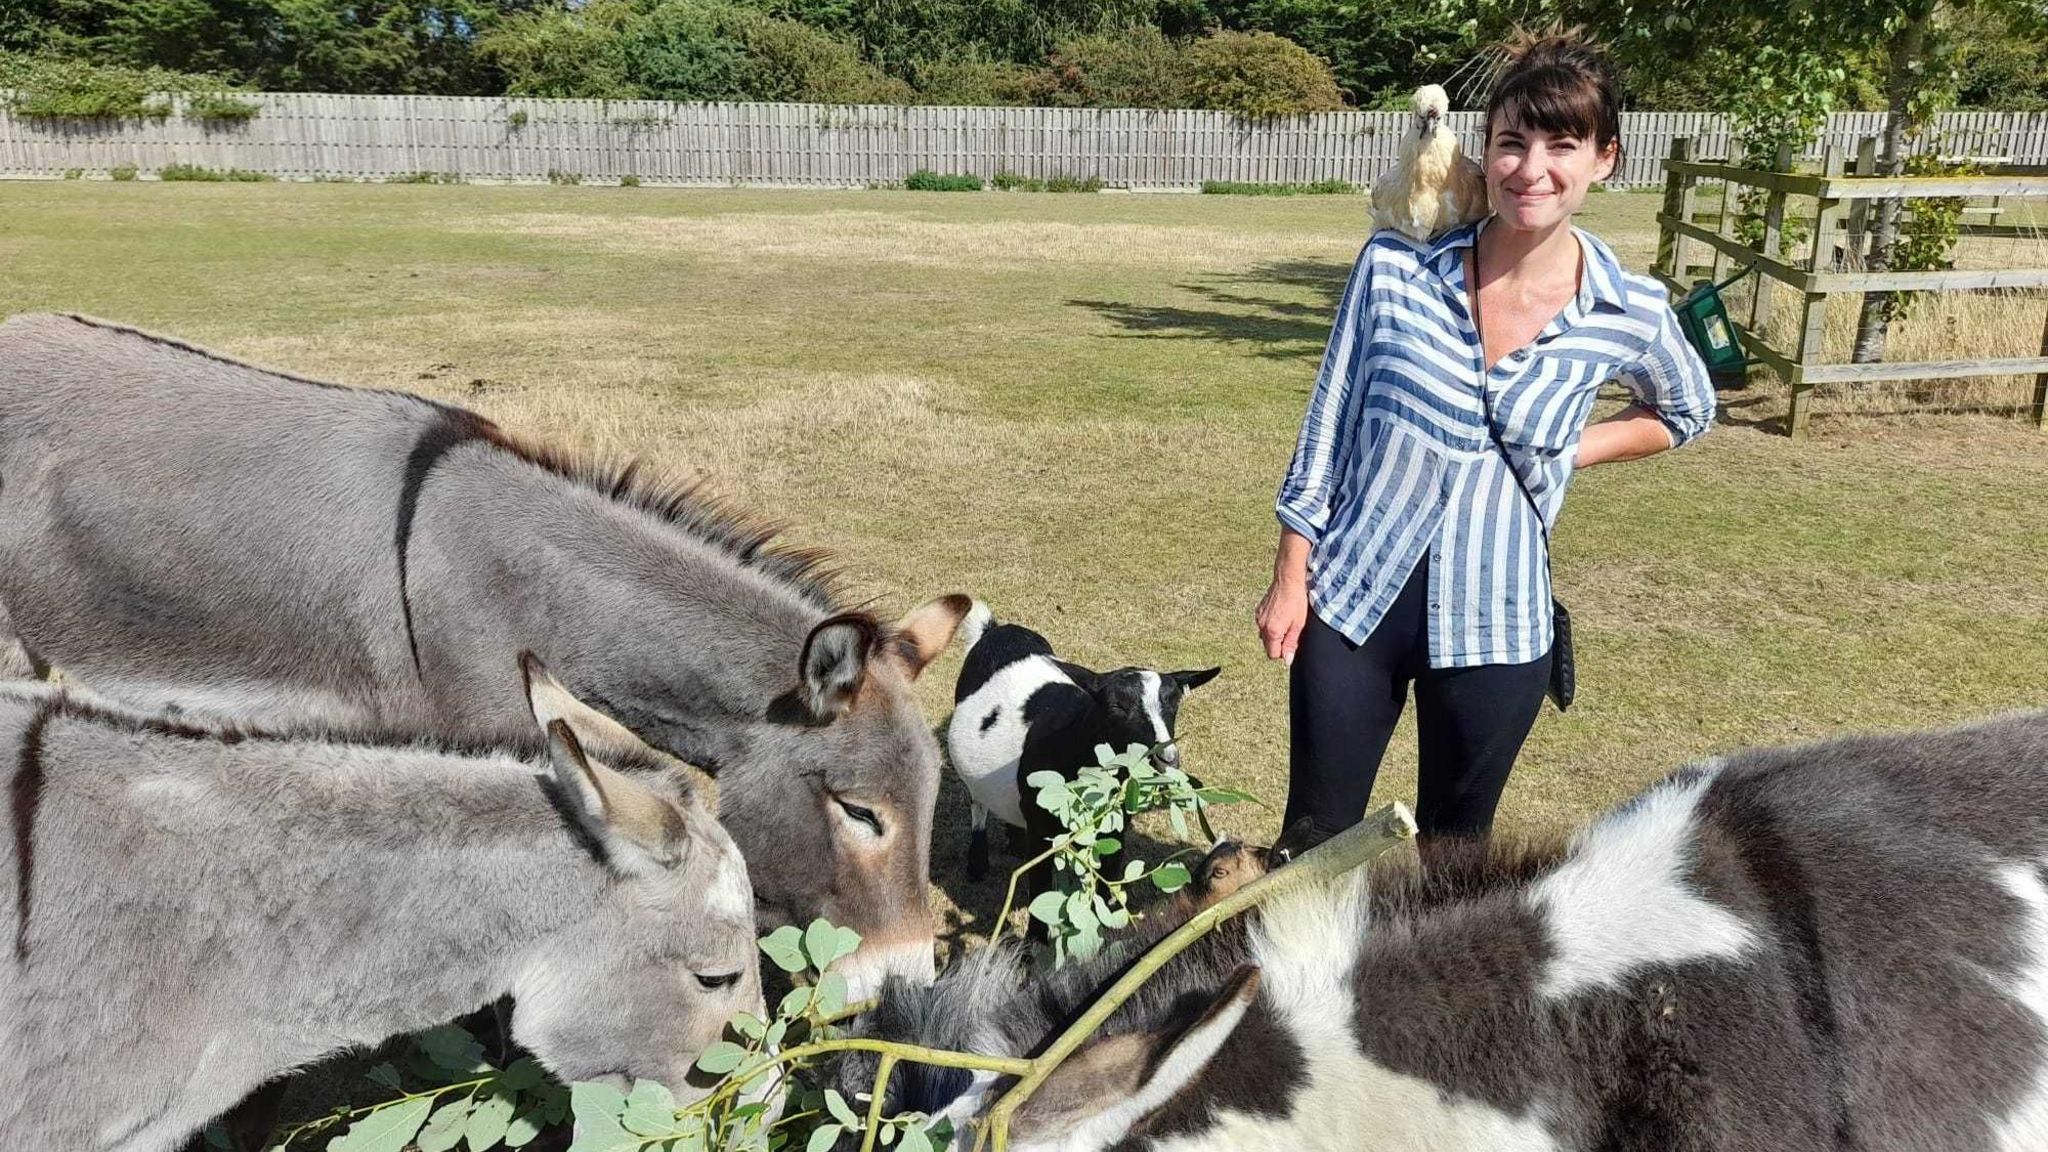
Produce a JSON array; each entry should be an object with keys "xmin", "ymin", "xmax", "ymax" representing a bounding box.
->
[{"xmin": 2, "ymin": 95, "xmax": 2045, "ymax": 189}]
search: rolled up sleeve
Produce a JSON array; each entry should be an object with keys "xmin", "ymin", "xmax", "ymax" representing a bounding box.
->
[
  {"xmin": 1277, "ymin": 245, "xmax": 1374, "ymax": 542},
  {"xmin": 1616, "ymin": 304, "xmax": 1716, "ymax": 449}
]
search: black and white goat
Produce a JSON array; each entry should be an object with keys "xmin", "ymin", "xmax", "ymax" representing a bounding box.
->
[
  {"xmin": 850, "ymin": 709, "xmax": 2048, "ymax": 1152},
  {"xmin": 946, "ymin": 602, "xmax": 1219, "ymax": 880}
]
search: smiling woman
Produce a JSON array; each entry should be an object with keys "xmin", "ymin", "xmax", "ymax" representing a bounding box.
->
[{"xmin": 1255, "ymin": 28, "xmax": 1718, "ymax": 855}]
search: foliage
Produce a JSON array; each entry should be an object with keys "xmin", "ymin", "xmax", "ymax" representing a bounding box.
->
[
  {"xmin": 292, "ymin": 920, "xmax": 957, "ymax": 1152},
  {"xmin": 1003, "ymin": 742, "xmax": 1255, "ymax": 968},
  {"xmin": 505, "ymin": 107, "xmax": 528, "ymax": 128},
  {"xmin": 1888, "ymin": 150, "xmax": 1977, "ymax": 321},
  {"xmin": 902, "ymin": 168, "xmax": 981, "ymax": 190},
  {"xmin": 109, "ymin": 162, "xmax": 136, "ymax": 179},
  {"xmin": 1043, "ymin": 173, "xmax": 1103, "ymax": 191},
  {"xmin": 1181, "ymin": 29, "xmax": 1344, "ymax": 117},
  {"xmin": 1949, "ymin": 3, "xmax": 2048, "ymax": 112},
  {"xmin": 547, "ymin": 167, "xmax": 582, "ymax": 184},
  {"xmin": 1169, "ymin": 0, "xmax": 1473, "ymax": 109},
  {"xmin": 387, "ymin": 170, "xmax": 463, "ymax": 182},
  {"xmin": 268, "ymin": 1029, "xmax": 568, "ymax": 1150},
  {"xmin": 0, "ymin": 51, "xmax": 260, "ymax": 123},
  {"xmin": 1029, "ymin": 25, "xmax": 1188, "ymax": 108},
  {"xmin": 1202, "ymin": 177, "xmax": 1353, "ymax": 194},
  {"xmin": 905, "ymin": 55, "xmax": 1039, "ymax": 106},
  {"xmin": 158, "ymin": 162, "xmax": 273, "ymax": 180},
  {"xmin": 182, "ymin": 90, "xmax": 258, "ymax": 121},
  {"xmin": 620, "ymin": 173, "xmax": 643, "ymax": 185},
  {"xmin": 483, "ymin": 0, "xmax": 908, "ymax": 103}
]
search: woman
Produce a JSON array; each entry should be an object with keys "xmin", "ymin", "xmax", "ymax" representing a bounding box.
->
[{"xmin": 1256, "ymin": 32, "xmax": 1716, "ymax": 846}]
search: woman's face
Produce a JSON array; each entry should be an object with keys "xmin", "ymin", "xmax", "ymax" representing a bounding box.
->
[{"xmin": 1483, "ymin": 116, "xmax": 1619, "ymax": 233}]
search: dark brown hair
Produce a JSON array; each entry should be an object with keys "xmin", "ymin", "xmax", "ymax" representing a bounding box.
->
[{"xmin": 1484, "ymin": 29, "xmax": 1624, "ymax": 166}]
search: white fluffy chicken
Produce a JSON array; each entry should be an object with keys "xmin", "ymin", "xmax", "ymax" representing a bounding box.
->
[{"xmin": 1370, "ymin": 84, "xmax": 1489, "ymax": 242}]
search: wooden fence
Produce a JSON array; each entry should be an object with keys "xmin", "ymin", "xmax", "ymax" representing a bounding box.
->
[
  {"xmin": 3, "ymin": 95, "xmax": 2047, "ymax": 189},
  {"xmin": 1653, "ymin": 137, "xmax": 2048, "ymax": 436}
]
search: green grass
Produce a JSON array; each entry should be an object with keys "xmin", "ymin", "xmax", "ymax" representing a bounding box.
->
[{"xmin": 0, "ymin": 181, "xmax": 2043, "ymax": 858}]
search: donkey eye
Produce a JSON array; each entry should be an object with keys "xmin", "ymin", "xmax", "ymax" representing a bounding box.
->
[
  {"xmin": 695, "ymin": 971, "xmax": 742, "ymax": 991},
  {"xmin": 836, "ymin": 798, "xmax": 884, "ymax": 837}
]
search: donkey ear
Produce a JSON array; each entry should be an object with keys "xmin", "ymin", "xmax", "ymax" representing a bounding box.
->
[
  {"xmin": 520, "ymin": 651, "xmax": 667, "ymax": 765},
  {"xmin": 1170, "ymin": 667, "xmax": 1222, "ymax": 691},
  {"xmin": 542, "ymin": 718, "xmax": 690, "ymax": 875},
  {"xmin": 800, "ymin": 613, "xmax": 879, "ymax": 721},
  {"xmin": 886, "ymin": 594, "xmax": 974, "ymax": 679},
  {"xmin": 1011, "ymin": 966, "xmax": 1262, "ymax": 1149}
]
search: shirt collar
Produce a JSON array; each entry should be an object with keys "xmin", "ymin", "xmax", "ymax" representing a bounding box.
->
[{"xmin": 1428, "ymin": 215, "xmax": 1630, "ymax": 315}]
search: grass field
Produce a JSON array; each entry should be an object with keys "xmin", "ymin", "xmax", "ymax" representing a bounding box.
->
[{"xmin": 3, "ymin": 181, "xmax": 2047, "ymax": 943}]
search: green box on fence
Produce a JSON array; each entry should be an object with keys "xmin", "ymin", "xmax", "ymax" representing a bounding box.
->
[{"xmin": 1674, "ymin": 270, "xmax": 1753, "ymax": 389}]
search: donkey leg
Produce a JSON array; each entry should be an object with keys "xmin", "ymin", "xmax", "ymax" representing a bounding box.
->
[
  {"xmin": 0, "ymin": 598, "xmax": 49, "ymax": 681},
  {"xmin": 968, "ymin": 803, "xmax": 991, "ymax": 881}
]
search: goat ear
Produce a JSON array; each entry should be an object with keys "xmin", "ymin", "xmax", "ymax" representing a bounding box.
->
[
  {"xmin": 1011, "ymin": 966, "xmax": 1261, "ymax": 1149},
  {"xmin": 542, "ymin": 719, "xmax": 689, "ymax": 875},
  {"xmin": 800, "ymin": 614, "xmax": 878, "ymax": 721},
  {"xmin": 1170, "ymin": 667, "xmax": 1222, "ymax": 691},
  {"xmin": 886, "ymin": 594, "xmax": 973, "ymax": 679}
]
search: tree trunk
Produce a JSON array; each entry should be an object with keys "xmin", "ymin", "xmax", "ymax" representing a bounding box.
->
[{"xmin": 1851, "ymin": 0, "xmax": 1935, "ymax": 364}]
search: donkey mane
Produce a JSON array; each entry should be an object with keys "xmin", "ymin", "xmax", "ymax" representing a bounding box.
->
[
  {"xmin": 49, "ymin": 313, "xmax": 847, "ymax": 614},
  {"xmin": 0, "ymin": 682, "xmax": 685, "ymax": 779}
]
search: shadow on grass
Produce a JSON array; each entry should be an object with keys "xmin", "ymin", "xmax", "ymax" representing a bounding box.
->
[{"xmin": 1068, "ymin": 259, "xmax": 1352, "ymax": 364}]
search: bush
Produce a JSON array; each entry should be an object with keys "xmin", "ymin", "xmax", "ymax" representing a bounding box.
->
[
  {"xmin": 546, "ymin": 169, "xmax": 583, "ymax": 185},
  {"xmin": 1183, "ymin": 30, "xmax": 1346, "ymax": 118},
  {"xmin": 387, "ymin": 171, "xmax": 463, "ymax": 184},
  {"xmin": 911, "ymin": 56, "xmax": 1040, "ymax": 106},
  {"xmin": 0, "ymin": 53, "xmax": 258, "ymax": 124},
  {"xmin": 1202, "ymin": 178, "xmax": 1356, "ymax": 195},
  {"xmin": 620, "ymin": 174, "xmax": 642, "ymax": 187},
  {"xmin": 506, "ymin": 109, "xmax": 529, "ymax": 129},
  {"xmin": 992, "ymin": 170, "xmax": 1043, "ymax": 191},
  {"xmin": 1044, "ymin": 173, "xmax": 1104, "ymax": 192},
  {"xmin": 725, "ymin": 10, "xmax": 913, "ymax": 104},
  {"xmin": 158, "ymin": 163, "xmax": 273, "ymax": 182},
  {"xmin": 110, "ymin": 165, "xmax": 138, "ymax": 181},
  {"xmin": 1030, "ymin": 26, "xmax": 1187, "ymax": 108},
  {"xmin": 182, "ymin": 92, "xmax": 259, "ymax": 124},
  {"xmin": 903, "ymin": 169, "xmax": 982, "ymax": 191},
  {"xmin": 62, "ymin": 168, "xmax": 82, "ymax": 180}
]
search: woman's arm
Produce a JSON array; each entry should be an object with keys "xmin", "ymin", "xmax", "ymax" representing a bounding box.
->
[
  {"xmin": 1575, "ymin": 404, "xmax": 1678, "ymax": 468},
  {"xmin": 1275, "ymin": 245, "xmax": 1375, "ymax": 541},
  {"xmin": 1594, "ymin": 302, "xmax": 1716, "ymax": 467},
  {"xmin": 1256, "ymin": 528, "xmax": 1313, "ymax": 663}
]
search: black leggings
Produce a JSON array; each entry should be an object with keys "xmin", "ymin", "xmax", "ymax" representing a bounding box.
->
[{"xmin": 1283, "ymin": 557, "xmax": 1550, "ymax": 844}]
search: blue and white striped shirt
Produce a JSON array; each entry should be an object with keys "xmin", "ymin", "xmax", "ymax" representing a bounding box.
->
[{"xmin": 1277, "ymin": 217, "xmax": 1715, "ymax": 667}]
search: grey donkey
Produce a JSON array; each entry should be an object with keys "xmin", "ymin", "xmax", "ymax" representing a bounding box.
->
[
  {"xmin": 0, "ymin": 655, "xmax": 765, "ymax": 1152},
  {"xmin": 0, "ymin": 312, "xmax": 969, "ymax": 999},
  {"xmin": 847, "ymin": 709, "xmax": 2048, "ymax": 1151}
]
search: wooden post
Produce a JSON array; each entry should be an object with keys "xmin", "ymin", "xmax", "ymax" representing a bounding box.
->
[
  {"xmin": 1788, "ymin": 146, "xmax": 1848, "ymax": 438},
  {"xmin": 1842, "ymin": 137, "xmax": 1878, "ymax": 269},
  {"xmin": 1748, "ymin": 142, "xmax": 1793, "ymax": 335},
  {"xmin": 1655, "ymin": 138, "xmax": 1694, "ymax": 283},
  {"xmin": 2033, "ymin": 306, "xmax": 2048, "ymax": 432}
]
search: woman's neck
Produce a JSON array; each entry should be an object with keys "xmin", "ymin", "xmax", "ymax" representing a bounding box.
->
[{"xmin": 1474, "ymin": 215, "xmax": 1579, "ymax": 288}]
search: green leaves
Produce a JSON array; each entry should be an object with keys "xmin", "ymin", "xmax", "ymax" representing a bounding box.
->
[
  {"xmin": 415, "ymin": 1096, "xmax": 471, "ymax": 1152},
  {"xmin": 762, "ymin": 918, "xmax": 862, "ymax": 977},
  {"xmin": 1009, "ymin": 739, "xmax": 1256, "ymax": 970},
  {"xmin": 760, "ymin": 925, "xmax": 810, "ymax": 974},
  {"xmin": 696, "ymin": 1040, "xmax": 749, "ymax": 1075},
  {"xmin": 332, "ymin": 1097, "xmax": 431, "ymax": 1152}
]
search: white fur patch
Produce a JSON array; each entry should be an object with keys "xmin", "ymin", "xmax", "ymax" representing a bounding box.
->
[
  {"xmin": 1528, "ymin": 765, "xmax": 1757, "ymax": 1001},
  {"xmin": 1137, "ymin": 671, "xmax": 1170, "ymax": 749},
  {"xmin": 946, "ymin": 655, "xmax": 1071, "ymax": 828},
  {"xmin": 1024, "ymin": 869, "xmax": 1548, "ymax": 1147},
  {"xmin": 1989, "ymin": 864, "xmax": 2048, "ymax": 1151},
  {"xmin": 1145, "ymin": 874, "xmax": 1563, "ymax": 1152},
  {"xmin": 708, "ymin": 838, "xmax": 753, "ymax": 919}
]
